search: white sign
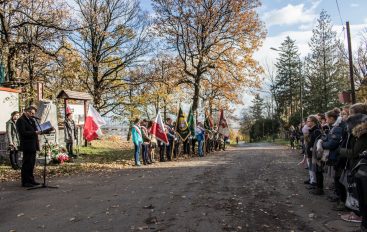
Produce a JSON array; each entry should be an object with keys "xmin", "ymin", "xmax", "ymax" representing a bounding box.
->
[
  {"xmin": 0, "ymin": 89, "xmax": 19, "ymax": 132},
  {"xmin": 68, "ymin": 104, "xmax": 85, "ymax": 125}
]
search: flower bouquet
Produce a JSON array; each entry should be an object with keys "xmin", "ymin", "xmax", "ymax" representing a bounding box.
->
[
  {"xmin": 53, "ymin": 153, "xmax": 69, "ymax": 164},
  {"xmin": 40, "ymin": 143, "xmax": 69, "ymax": 164}
]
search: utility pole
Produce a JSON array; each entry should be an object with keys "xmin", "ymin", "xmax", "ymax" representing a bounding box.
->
[
  {"xmin": 299, "ymin": 60, "xmax": 304, "ymax": 124},
  {"xmin": 346, "ymin": 21, "xmax": 356, "ymax": 104}
]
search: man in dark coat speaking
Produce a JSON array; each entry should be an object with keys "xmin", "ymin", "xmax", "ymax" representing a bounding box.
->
[{"xmin": 16, "ymin": 106, "xmax": 46, "ymax": 187}]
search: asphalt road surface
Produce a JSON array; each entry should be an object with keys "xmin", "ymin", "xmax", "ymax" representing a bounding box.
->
[{"xmin": 0, "ymin": 143, "xmax": 360, "ymax": 232}]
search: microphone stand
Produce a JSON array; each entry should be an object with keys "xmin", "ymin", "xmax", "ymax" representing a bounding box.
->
[{"xmin": 28, "ymin": 118, "xmax": 58, "ymax": 190}]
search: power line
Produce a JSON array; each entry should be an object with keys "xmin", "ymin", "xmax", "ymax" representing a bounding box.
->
[
  {"xmin": 335, "ymin": 0, "xmax": 346, "ymax": 46},
  {"xmin": 335, "ymin": 0, "xmax": 344, "ymax": 26}
]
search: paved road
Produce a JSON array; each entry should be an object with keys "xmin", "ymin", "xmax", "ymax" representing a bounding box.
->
[{"xmin": 0, "ymin": 143, "xmax": 360, "ymax": 231}]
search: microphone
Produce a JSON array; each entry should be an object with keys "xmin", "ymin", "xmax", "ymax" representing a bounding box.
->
[{"xmin": 32, "ymin": 116, "xmax": 41, "ymax": 120}]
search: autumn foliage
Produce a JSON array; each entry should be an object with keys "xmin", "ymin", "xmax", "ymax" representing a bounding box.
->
[{"xmin": 1, "ymin": 0, "xmax": 265, "ymax": 121}]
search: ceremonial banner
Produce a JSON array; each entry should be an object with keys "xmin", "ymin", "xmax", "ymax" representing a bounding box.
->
[
  {"xmin": 150, "ymin": 111, "xmax": 169, "ymax": 144},
  {"xmin": 187, "ymin": 107, "xmax": 195, "ymax": 136},
  {"xmin": 83, "ymin": 105, "xmax": 106, "ymax": 142},
  {"xmin": 176, "ymin": 107, "xmax": 190, "ymax": 141},
  {"xmin": 204, "ymin": 111, "xmax": 214, "ymax": 131},
  {"xmin": 217, "ymin": 109, "xmax": 230, "ymax": 137}
]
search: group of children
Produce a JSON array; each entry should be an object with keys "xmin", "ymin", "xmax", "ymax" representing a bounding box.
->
[{"xmin": 298, "ymin": 103, "xmax": 367, "ymax": 231}]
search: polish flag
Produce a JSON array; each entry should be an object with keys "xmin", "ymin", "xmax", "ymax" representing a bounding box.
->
[
  {"xmin": 66, "ymin": 105, "xmax": 72, "ymax": 115},
  {"xmin": 150, "ymin": 111, "xmax": 169, "ymax": 145},
  {"xmin": 83, "ymin": 105, "xmax": 106, "ymax": 142},
  {"xmin": 218, "ymin": 109, "xmax": 230, "ymax": 137}
]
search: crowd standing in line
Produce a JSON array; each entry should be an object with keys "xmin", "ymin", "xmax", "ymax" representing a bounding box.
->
[
  {"xmin": 298, "ymin": 103, "xmax": 367, "ymax": 231},
  {"xmin": 129, "ymin": 117, "xmax": 227, "ymax": 167}
]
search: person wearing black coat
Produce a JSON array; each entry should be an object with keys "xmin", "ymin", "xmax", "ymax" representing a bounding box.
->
[
  {"xmin": 305, "ymin": 115, "xmax": 322, "ymax": 192},
  {"xmin": 321, "ymin": 110, "xmax": 345, "ymax": 199},
  {"xmin": 16, "ymin": 106, "xmax": 43, "ymax": 187},
  {"xmin": 338, "ymin": 103, "xmax": 367, "ymax": 227}
]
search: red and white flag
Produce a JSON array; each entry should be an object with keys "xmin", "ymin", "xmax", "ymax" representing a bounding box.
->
[
  {"xmin": 83, "ymin": 105, "xmax": 106, "ymax": 142},
  {"xmin": 66, "ymin": 105, "xmax": 72, "ymax": 115},
  {"xmin": 218, "ymin": 109, "xmax": 230, "ymax": 137},
  {"xmin": 150, "ymin": 111, "xmax": 169, "ymax": 145}
]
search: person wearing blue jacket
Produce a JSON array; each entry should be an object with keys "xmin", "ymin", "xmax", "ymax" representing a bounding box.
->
[
  {"xmin": 132, "ymin": 118, "xmax": 143, "ymax": 166},
  {"xmin": 318, "ymin": 109, "xmax": 345, "ymax": 198},
  {"xmin": 195, "ymin": 122, "xmax": 205, "ymax": 157}
]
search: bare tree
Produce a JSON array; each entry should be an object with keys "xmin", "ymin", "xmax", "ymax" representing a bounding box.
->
[
  {"xmin": 355, "ymin": 29, "xmax": 367, "ymax": 85},
  {"xmin": 152, "ymin": 0, "xmax": 265, "ymax": 112},
  {"xmin": 72, "ymin": 0, "xmax": 150, "ymax": 114},
  {"xmin": 0, "ymin": 0, "xmax": 69, "ymax": 91}
]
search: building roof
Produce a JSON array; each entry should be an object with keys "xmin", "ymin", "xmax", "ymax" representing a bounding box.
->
[{"xmin": 56, "ymin": 90, "xmax": 93, "ymax": 100}]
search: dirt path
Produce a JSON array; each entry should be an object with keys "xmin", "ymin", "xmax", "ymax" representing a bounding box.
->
[{"xmin": 0, "ymin": 143, "xmax": 360, "ymax": 231}]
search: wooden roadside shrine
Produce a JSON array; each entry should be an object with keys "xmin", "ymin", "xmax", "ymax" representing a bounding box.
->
[{"xmin": 56, "ymin": 90, "xmax": 93, "ymax": 146}]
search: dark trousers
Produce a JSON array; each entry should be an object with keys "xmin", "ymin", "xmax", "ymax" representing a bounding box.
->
[
  {"xmin": 159, "ymin": 144, "xmax": 165, "ymax": 161},
  {"xmin": 141, "ymin": 143, "xmax": 150, "ymax": 164},
  {"xmin": 166, "ymin": 141, "xmax": 173, "ymax": 160},
  {"xmin": 66, "ymin": 142, "xmax": 74, "ymax": 157},
  {"xmin": 335, "ymin": 157, "xmax": 347, "ymax": 201},
  {"xmin": 335, "ymin": 174, "xmax": 346, "ymax": 202},
  {"xmin": 356, "ymin": 168, "xmax": 367, "ymax": 229},
  {"xmin": 9, "ymin": 150, "xmax": 19, "ymax": 169},
  {"xmin": 316, "ymin": 164, "xmax": 324, "ymax": 190},
  {"xmin": 183, "ymin": 140, "xmax": 190, "ymax": 155},
  {"xmin": 21, "ymin": 151, "xmax": 36, "ymax": 184}
]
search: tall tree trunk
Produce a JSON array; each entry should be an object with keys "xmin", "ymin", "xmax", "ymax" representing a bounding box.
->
[
  {"xmin": 6, "ymin": 47, "xmax": 16, "ymax": 82},
  {"xmin": 163, "ymin": 99, "xmax": 167, "ymax": 121},
  {"xmin": 155, "ymin": 95, "xmax": 159, "ymax": 114},
  {"xmin": 192, "ymin": 78, "xmax": 200, "ymax": 112},
  {"xmin": 92, "ymin": 66, "xmax": 101, "ymax": 112}
]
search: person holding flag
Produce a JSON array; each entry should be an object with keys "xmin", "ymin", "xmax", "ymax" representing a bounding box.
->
[
  {"xmin": 176, "ymin": 107, "xmax": 191, "ymax": 156},
  {"xmin": 149, "ymin": 111, "xmax": 169, "ymax": 162},
  {"xmin": 131, "ymin": 118, "xmax": 143, "ymax": 166},
  {"xmin": 204, "ymin": 111, "xmax": 214, "ymax": 154},
  {"xmin": 195, "ymin": 122, "xmax": 205, "ymax": 157},
  {"xmin": 218, "ymin": 109, "xmax": 230, "ymax": 150},
  {"xmin": 165, "ymin": 118, "xmax": 175, "ymax": 161},
  {"xmin": 140, "ymin": 119, "xmax": 152, "ymax": 165},
  {"xmin": 186, "ymin": 107, "xmax": 196, "ymax": 156},
  {"xmin": 83, "ymin": 104, "xmax": 106, "ymax": 142}
]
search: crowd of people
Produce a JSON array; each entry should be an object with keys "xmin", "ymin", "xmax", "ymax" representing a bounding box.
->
[
  {"xmin": 5, "ymin": 105, "xmax": 229, "ymax": 187},
  {"xmin": 130, "ymin": 117, "xmax": 228, "ymax": 166},
  {"xmin": 7, "ymin": 101, "xmax": 366, "ymax": 230},
  {"xmin": 296, "ymin": 103, "xmax": 367, "ymax": 231}
]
